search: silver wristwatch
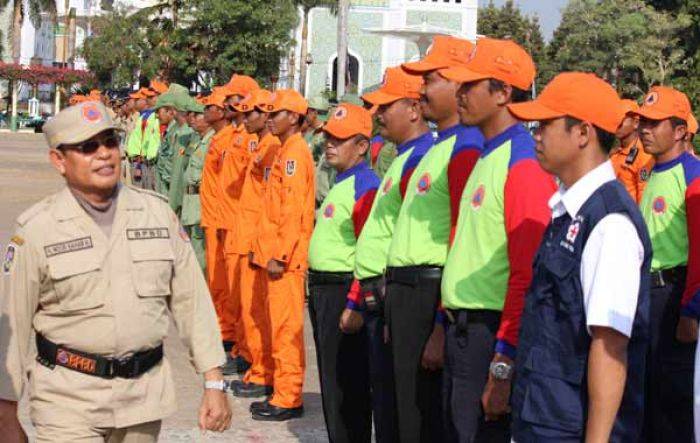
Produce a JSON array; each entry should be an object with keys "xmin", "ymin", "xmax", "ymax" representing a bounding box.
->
[
  {"xmin": 204, "ymin": 380, "xmax": 228, "ymax": 392},
  {"xmin": 489, "ymin": 361, "xmax": 513, "ymax": 381}
]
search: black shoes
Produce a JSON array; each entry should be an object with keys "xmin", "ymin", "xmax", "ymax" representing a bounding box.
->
[
  {"xmin": 230, "ymin": 380, "xmax": 273, "ymax": 398},
  {"xmin": 251, "ymin": 401, "xmax": 304, "ymax": 421},
  {"xmin": 222, "ymin": 355, "xmax": 251, "ymax": 376}
]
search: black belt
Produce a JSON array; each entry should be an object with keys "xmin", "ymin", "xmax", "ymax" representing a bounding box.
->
[
  {"xmin": 445, "ymin": 308, "xmax": 500, "ymax": 325},
  {"xmin": 308, "ymin": 270, "xmax": 354, "ymax": 286},
  {"xmin": 186, "ymin": 184, "xmax": 200, "ymax": 194},
  {"xmin": 36, "ymin": 334, "xmax": 163, "ymax": 379},
  {"xmin": 651, "ymin": 266, "xmax": 687, "ymax": 288},
  {"xmin": 386, "ymin": 265, "xmax": 442, "ymax": 286}
]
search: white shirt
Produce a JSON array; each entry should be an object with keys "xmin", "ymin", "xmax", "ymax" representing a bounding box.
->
[{"xmin": 548, "ymin": 161, "xmax": 644, "ymax": 338}]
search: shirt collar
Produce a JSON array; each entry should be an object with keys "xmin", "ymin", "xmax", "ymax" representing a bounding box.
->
[
  {"xmin": 396, "ymin": 131, "xmax": 434, "ymax": 156},
  {"xmin": 435, "ymin": 123, "xmax": 463, "ymax": 144},
  {"xmin": 653, "ymin": 151, "xmax": 688, "ymax": 173},
  {"xmin": 548, "ymin": 160, "xmax": 616, "ymax": 219},
  {"xmin": 482, "ymin": 123, "xmax": 527, "ymax": 157},
  {"xmin": 335, "ymin": 161, "xmax": 369, "ymax": 184}
]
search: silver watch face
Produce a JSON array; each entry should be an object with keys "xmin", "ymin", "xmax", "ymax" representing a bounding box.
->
[{"xmin": 491, "ymin": 362, "xmax": 512, "ymax": 380}]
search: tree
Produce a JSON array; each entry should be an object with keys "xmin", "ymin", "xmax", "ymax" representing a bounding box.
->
[
  {"xmin": 0, "ymin": 0, "xmax": 57, "ymax": 62},
  {"xmin": 294, "ymin": 0, "xmax": 336, "ymax": 96},
  {"xmin": 477, "ymin": 0, "xmax": 547, "ymax": 91},
  {"xmin": 546, "ymin": 0, "xmax": 689, "ymax": 98}
]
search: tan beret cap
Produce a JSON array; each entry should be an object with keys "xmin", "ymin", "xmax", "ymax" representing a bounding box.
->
[{"xmin": 43, "ymin": 102, "xmax": 118, "ymax": 149}]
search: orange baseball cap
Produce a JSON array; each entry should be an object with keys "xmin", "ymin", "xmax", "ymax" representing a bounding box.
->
[
  {"xmin": 150, "ymin": 80, "xmax": 169, "ymax": 94},
  {"xmin": 140, "ymin": 87, "xmax": 157, "ymax": 98},
  {"xmin": 507, "ymin": 72, "xmax": 625, "ymax": 134},
  {"xmin": 688, "ymin": 113, "xmax": 698, "ymax": 134},
  {"xmin": 323, "ymin": 103, "xmax": 373, "ymax": 139},
  {"xmin": 440, "ymin": 37, "xmax": 536, "ymax": 91},
  {"xmin": 224, "ymin": 74, "xmax": 260, "ymax": 97},
  {"xmin": 620, "ymin": 99, "xmax": 640, "ymax": 115},
  {"xmin": 362, "ymin": 66, "xmax": 424, "ymax": 106},
  {"xmin": 259, "ymin": 89, "xmax": 308, "ymax": 115},
  {"xmin": 235, "ymin": 89, "xmax": 273, "ymax": 112},
  {"xmin": 204, "ymin": 91, "xmax": 228, "ymax": 109},
  {"xmin": 635, "ymin": 85, "xmax": 694, "ymax": 124},
  {"xmin": 129, "ymin": 90, "xmax": 145, "ymax": 99},
  {"xmin": 402, "ymin": 35, "xmax": 475, "ymax": 73}
]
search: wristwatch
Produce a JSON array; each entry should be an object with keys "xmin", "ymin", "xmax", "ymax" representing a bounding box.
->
[
  {"xmin": 489, "ymin": 361, "xmax": 513, "ymax": 381},
  {"xmin": 204, "ymin": 380, "xmax": 228, "ymax": 392}
]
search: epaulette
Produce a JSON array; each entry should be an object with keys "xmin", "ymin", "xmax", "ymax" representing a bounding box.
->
[
  {"xmin": 126, "ymin": 185, "xmax": 169, "ymax": 203},
  {"xmin": 16, "ymin": 195, "xmax": 54, "ymax": 226}
]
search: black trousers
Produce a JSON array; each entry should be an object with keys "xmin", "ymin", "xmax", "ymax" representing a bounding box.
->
[
  {"xmin": 643, "ymin": 277, "xmax": 696, "ymax": 442},
  {"xmin": 443, "ymin": 310, "xmax": 510, "ymax": 443},
  {"xmin": 308, "ymin": 280, "xmax": 372, "ymax": 443},
  {"xmin": 385, "ymin": 270, "xmax": 443, "ymax": 443},
  {"xmin": 364, "ymin": 308, "xmax": 399, "ymax": 443}
]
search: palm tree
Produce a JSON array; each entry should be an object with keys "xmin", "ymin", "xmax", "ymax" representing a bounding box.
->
[
  {"xmin": 0, "ymin": 0, "xmax": 57, "ymax": 63},
  {"xmin": 294, "ymin": 0, "xmax": 336, "ymax": 96}
]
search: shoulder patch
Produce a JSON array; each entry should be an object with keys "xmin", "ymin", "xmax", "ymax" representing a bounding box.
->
[{"xmin": 3, "ymin": 242, "xmax": 18, "ymax": 274}]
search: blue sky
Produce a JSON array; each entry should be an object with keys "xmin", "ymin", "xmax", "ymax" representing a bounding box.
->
[{"xmin": 478, "ymin": 0, "xmax": 570, "ymax": 41}]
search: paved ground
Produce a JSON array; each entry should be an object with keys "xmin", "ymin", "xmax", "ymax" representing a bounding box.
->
[{"xmin": 0, "ymin": 133, "xmax": 327, "ymax": 442}]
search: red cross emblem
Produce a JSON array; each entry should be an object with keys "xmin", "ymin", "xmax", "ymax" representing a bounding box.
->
[{"xmin": 566, "ymin": 222, "xmax": 580, "ymax": 243}]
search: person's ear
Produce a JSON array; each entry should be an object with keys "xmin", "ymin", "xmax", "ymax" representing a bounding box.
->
[
  {"xmin": 49, "ymin": 149, "xmax": 67, "ymax": 176},
  {"xmin": 495, "ymin": 83, "xmax": 512, "ymax": 106},
  {"xmin": 578, "ymin": 121, "xmax": 593, "ymax": 149},
  {"xmin": 409, "ymin": 99, "xmax": 421, "ymax": 122},
  {"xmin": 356, "ymin": 137, "xmax": 370, "ymax": 157},
  {"xmin": 287, "ymin": 111, "xmax": 298, "ymax": 126},
  {"xmin": 673, "ymin": 123, "xmax": 688, "ymax": 143}
]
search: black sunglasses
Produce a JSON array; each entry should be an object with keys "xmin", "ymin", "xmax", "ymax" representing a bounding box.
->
[{"xmin": 63, "ymin": 133, "xmax": 120, "ymax": 154}]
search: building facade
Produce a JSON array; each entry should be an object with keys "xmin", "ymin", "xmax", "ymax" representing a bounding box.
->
[{"xmin": 287, "ymin": 0, "xmax": 478, "ymax": 100}]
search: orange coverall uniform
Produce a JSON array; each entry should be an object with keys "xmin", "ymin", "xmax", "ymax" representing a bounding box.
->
[
  {"xmin": 251, "ymin": 132, "xmax": 315, "ymax": 408},
  {"xmin": 221, "ymin": 124, "xmax": 258, "ymax": 362},
  {"xmin": 610, "ymin": 137, "xmax": 655, "ymax": 203},
  {"xmin": 200, "ymin": 124, "xmax": 234, "ymax": 342},
  {"xmin": 227, "ymin": 132, "xmax": 281, "ymax": 386}
]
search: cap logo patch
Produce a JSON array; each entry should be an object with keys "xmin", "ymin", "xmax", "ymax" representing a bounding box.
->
[
  {"xmin": 652, "ymin": 196, "xmax": 666, "ymax": 214},
  {"xmin": 323, "ymin": 203, "xmax": 335, "ymax": 219},
  {"xmin": 645, "ymin": 92, "xmax": 659, "ymax": 106},
  {"xmin": 416, "ymin": 172, "xmax": 431, "ymax": 195},
  {"xmin": 82, "ymin": 104, "xmax": 103, "ymax": 124},
  {"xmin": 334, "ymin": 106, "xmax": 348, "ymax": 120},
  {"xmin": 471, "ymin": 184, "xmax": 485, "ymax": 210}
]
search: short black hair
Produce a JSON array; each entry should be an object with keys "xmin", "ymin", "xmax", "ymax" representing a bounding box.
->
[
  {"xmin": 488, "ymin": 79, "xmax": 530, "ymax": 104},
  {"xmin": 670, "ymin": 116, "xmax": 688, "ymax": 129},
  {"xmin": 565, "ymin": 117, "xmax": 616, "ymax": 153}
]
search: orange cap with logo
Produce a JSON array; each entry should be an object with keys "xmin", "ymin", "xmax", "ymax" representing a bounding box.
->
[
  {"xmin": 362, "ymin": 66, "xmax": 424, "ymax": 106},
  {"xmin": 224, "ymin": 74, "xmax": 260, "ymax": 97},
  {"xmin": 235, "ymin": 89, "xmax": 273, "ymax": 112},
  {"xmin": 323, "ymin": 103, "xmax": 373, "ymax": 139},
  {"xmin": 635, "ymin": 85, "xmax": 694, "ymax": 124},
  {"xmin": 440, "ymin": 37, "xmax": 536, "ymax": 91},
  {"xmin": 259, "ymin": 89, "xmax": 308, "ymax": 115},
  {"xmin": 150, "ymin": 80, "xmax": 169, "ymax": 94},
  {"xmin": 507, "ymin": 72, "xmax": 625, "ymax": 134},
  {"xmin": 402, "ymin": 35, "xmax": 475, "ymax": 73}
]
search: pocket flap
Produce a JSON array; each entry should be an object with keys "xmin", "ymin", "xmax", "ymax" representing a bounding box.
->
[
  {"xmin": 48, "ymin": 256, "xmax": 100, "ymax": 280},
  {"xmin": 128, "ymin": 239, "xmax": 175, "ymax": 262},
  {"xmin": 543, "ymin": 253, "xmax": 577, "ymax": 279},
  {"xmin": 524, "ymin": 346, "xmax": 585, "ymax": 385}
]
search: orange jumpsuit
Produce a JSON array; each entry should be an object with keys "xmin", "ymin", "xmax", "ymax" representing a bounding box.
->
[
  {"xmin": 251, "ymin": 132, "xmax": 315, "ymax": 408},
  {"xmin": 200, "ymin": 124, "xmax": 234, "ymax": 342},
  {"xmin": 610, "ymin": 137, "xmax": 654, "ymax": 203},
  {"xmin": 221, "ymin": 124, "xmax": 259, "ymax": 362},
  {"xmin": 226, "ymin": 132, "xmax": 281, "ymax": 386}
]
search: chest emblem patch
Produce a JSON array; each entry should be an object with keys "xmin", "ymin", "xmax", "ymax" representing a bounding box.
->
[
  {"xmin": 471, "ymin": 184, "xmax": 486, "ymax": 210},
  {"xmin": 382, "ymin": 177, "xmax": 393, "ymax": 195},
  {"xmin": 323, "ymin": 203, "xmax": 335, "ymax": 219},
  {"xmin": 640, "ymin": 168, "xmax": 650, "ymax": 182},
  {"xmin": 652, "ymin": 196, "xmax": 666, "ymax": 215},
  {"xmin": 566, "ymin": 221, "xmax": 580, "ymax": 243},
  {"xmin": 286, "ymin": 160, "xmax": 296, "ymax": 176},
  {"xmin": 126, "ymin": 228, "xmax": 170, "ymax": 240},
  {"xmin": 44, "ymin": 237, "xmax": 93, "ymax": 258},
  {"xmin": 249, "ymin": 140, "xmax": 258, "ymax": 152},
  {"xmin": 416, "ymin": 172, "xmax": 431, "ymax": 195}
]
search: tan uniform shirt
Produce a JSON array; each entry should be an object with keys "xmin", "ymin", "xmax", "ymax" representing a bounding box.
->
[{"xmin": 0, "ymin": 185, "xmax": 225, "ymax": 428}]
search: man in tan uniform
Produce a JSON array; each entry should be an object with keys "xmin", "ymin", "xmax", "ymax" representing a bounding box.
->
[{"xmin": 0, "ymin": 101, "xmax": 232, "ymax": 442}]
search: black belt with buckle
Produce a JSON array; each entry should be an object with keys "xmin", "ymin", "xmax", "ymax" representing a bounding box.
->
[
  {"xmin": 386, "ymin": 265, "xmax": 442, "ymax": 286},
  {"xmin": 651, "ymin": 266, "xmax": 687, "ymax": 289},
  {"xmin": 445, "ymin": 309, "xmax": 501, "ymax": 335},
  {"xmin": 36, "ymin": 334, "xmax": 163, "ymax": 379},
  {"xmin": 308, "ymin": 270, "xmax": 354, "ymax": 286},
  {"xmin": 186, "ymin": 184, "xmax": 200, "ymax": 194}
]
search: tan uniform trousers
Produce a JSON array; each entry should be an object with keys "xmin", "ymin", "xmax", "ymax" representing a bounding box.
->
[{"xmin": 36, "ymin": 420, "xmax": 161, "ymax": 443}]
